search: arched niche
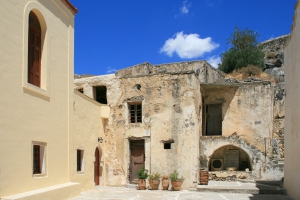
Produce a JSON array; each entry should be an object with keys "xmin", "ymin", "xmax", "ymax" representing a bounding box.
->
[{"xmin": 208, "ymin": 145, "xmax": 252, "ymax": 171}]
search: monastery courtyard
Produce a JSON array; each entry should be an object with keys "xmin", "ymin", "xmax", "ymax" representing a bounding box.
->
[{"xmin": 73, "ymin": 181, "xmax": 294, "ymax": 200}]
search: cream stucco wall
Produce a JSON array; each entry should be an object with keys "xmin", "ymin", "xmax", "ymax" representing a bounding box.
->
[
  {"xmin": 0, "ymin": 0, "xmax": 77, "ymax": 198},
  {"xmin": 284, "ymin": 1, "xmax": 300, "ymax": 198},
  {"xmin": 73, "ymin": 91, "xmax": 109, "ymax": 191}
]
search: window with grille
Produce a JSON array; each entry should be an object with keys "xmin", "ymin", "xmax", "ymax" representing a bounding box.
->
[
  {"xmin": 77, "ymin": 149, "xmax": 84, "ymax": 172},
  {"xmin": 128, "ymin": 102, "xmax": 142, "ymax": 123}
]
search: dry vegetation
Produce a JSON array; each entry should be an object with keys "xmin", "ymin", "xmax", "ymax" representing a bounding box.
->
[{"xmin": 225, "ymin": 65, "xmax": 276, "ymax": 84}]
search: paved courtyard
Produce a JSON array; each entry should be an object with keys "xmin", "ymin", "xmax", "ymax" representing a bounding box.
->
[{"xmin": 73, "ymin": 182, "xmax": 294, "ymax": 200}]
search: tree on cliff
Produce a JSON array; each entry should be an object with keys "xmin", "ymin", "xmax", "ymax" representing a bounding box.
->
[{"xmin": 218, "ymin": 27, "xmax": 264, "ymax": 73}]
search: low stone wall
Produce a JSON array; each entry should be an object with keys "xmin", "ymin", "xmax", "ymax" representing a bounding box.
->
[{"xmin": 209, "ymin": 171, "xmax": 253, "ymax": 181}]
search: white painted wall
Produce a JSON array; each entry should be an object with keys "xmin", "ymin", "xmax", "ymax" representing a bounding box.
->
[{"xmin": 284, "ymin": 1, "xmax": 300, "ymax": 199}]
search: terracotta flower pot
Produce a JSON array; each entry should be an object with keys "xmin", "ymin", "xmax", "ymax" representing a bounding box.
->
[
  {"xmin": 138, "ymin": 179, "xmax": 146, "ymax": 190},
  {"xmin": 149, "ymin": 180, "xmax": 160, "ymax": 190},
  {"xmin": 171, "ymin": 180, "xmax": 183, "ymax": 191},
  {"xmin": 162, "ymin": 179, "xmax": 169, "ymax": 190}
]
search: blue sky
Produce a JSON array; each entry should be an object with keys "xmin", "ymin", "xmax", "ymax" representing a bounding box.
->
[{"xmin": 71, "ymin": 0, "xmax": 296, "ymax": 75}]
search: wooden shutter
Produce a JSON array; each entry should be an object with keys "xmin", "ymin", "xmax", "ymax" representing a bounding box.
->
[
  {"xmin": 28, "ymin": 12, "xmax": 41, "ymax": 87},
  {"xmin": 33, "ymin": 145, "xmax": 41, "ymax": 174},
  {"xmin": 77, "ymin": 150, "xmax": 82, "ymax": 171}
]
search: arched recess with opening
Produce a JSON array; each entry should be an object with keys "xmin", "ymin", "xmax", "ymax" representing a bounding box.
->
[
  {"xmin": 208, "ymin": 145, "xmax": 252, "ymax": 171},
  {"xmin": 23, "ymin": 5, "xmax": 48, "ymax": 92},
  {"xmin": 94, "ymin": 147, "xmax": 102, "ymax": 186}
]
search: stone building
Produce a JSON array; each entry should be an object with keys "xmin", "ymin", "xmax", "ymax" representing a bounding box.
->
[{"xmin": 74, "ymin": 60, "xmax": 284, "ymax": 189}]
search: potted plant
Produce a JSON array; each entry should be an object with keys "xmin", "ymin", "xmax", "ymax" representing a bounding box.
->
[
  {"xmin": 137, "ymin": 165, "xmax": 148, "ymax": 190},
  {"xmin": 161, "ymin": 175, "xmax": 169, "ymax": 190},
  {"xmin": 169, "ymin": 170, "xmax": 184, "ymax": 191},
  {"xmin": 148, "ymin": 172, "xmax": 161, "ymax": 190}
]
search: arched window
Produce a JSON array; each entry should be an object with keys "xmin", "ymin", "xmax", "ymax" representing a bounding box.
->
[{"xmin": 28, "ymin": 11, "xmax": 41, "ymax": 87}]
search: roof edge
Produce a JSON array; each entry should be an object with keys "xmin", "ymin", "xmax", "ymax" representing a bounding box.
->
[{"xmin": 60, "ymin": 0, "xmax": 78, "ymax": 15}]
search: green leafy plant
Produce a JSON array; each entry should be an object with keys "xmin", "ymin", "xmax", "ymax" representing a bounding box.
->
[
  {"xmin": 169, "ymin": 170, "xmax": 184, "ymax": 181},
  {"xmin": 148, "ymin": 172, "xmax": 161, "ymax": 180},
  {"xmin": 218, "ymin": 27, "xmax": 264, "ymax": 73},
  {"xmin": 137, "ymin": 165, "xmax": 148, "ymax": 179}
]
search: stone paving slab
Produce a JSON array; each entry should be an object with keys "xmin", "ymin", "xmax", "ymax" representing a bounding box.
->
[{"xmin": 72, "ymin": 186, "xmax": 294, "ymax": 200}]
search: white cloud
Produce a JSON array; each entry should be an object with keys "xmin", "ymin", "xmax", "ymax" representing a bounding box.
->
[
  {"xmin": 107, "ymin": 66, "xmax": 117, "ymax": 73},
  {"xmin": 207, "ymin": 55, "xmax": 221, "ymax": 68},
  {"xmin": 181, "ymin": 0, "xmax": 190, "ymax": 14},
  {"xmin": 160, "ymin": 32, "xmax": 219, "ymax": 59}
]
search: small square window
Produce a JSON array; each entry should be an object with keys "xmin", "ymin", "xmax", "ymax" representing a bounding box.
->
[
  {"xmin": 77, "ymin": 149, "xmax": 84, "ymax": 172},
  {"xmin": 164, "ymin": 143, "xmax": 171, "ymax": 149},
  {"xmin": 128, "ymin": 102, "xmax": 142, "ymax": 123},
  {"xmin": 93, "ymin": 86, "xmax": 107, "ymax": 104},
  {"xmin": 32, "ymin": 142, "xmax": 46, "ymax": 176}
]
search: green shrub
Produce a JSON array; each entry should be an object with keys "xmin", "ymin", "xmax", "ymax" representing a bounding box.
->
[
  {"xmin": 218, "ymin": 27, "xmax": 264, "ymax": 73},
  {"xmin": 137, "ymin": 165, "xmax": 148, "ymax": 179},
  {"xmin": 169, "ymin": 170, "xmax": 184, "ymax": 181}
]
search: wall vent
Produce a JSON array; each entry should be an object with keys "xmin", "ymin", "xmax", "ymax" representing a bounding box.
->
[{"xmin": 211, "ymin": 159, "xmax": 223, "ymax": 171}]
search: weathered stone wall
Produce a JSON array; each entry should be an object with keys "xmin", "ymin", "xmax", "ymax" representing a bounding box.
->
[
  {"xmin": 202, "ymin": 82, "xmax": 273, "ymax": 152},
  {"xmin": 272, "ymin": 83, "xmax": 285, "ymax": 160},
  {"xmin": 200, "ymin": 82, "xmax": 284, "ymax": 180},
  {"xmin": 106, "ymin": 72, "xmax": 202, "ymax": 189},
  {"xmin": 116, "ymin": 61, "xmax": 225, "ymax": 84},
  {"xmin": 74, "ymin": 64, "xmax": 207, "ymax": 189},
  {"xmin": 74, "ymin": 74, "xmax": 121, "ymax": 107}
]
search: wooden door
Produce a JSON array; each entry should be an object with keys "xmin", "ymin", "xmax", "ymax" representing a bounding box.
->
[
  {"xmin": 206, "ymin": 104, "xmax": 222, "ymax": 135},
  {"xmin": 130, "ymin": 140, "xmax": 145, "ymax": 183},
  {"xmin": 94, "ymin": 148, "xmax": 100, "ymax": 185}
]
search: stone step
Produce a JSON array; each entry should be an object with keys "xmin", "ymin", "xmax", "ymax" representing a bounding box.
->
[
  {"xmin": 125, "ymin": 184, "xmax": 138, "ymax": 188},
  {"xmin": 197, "ymin": 181, "xmax": 287, "ymax": 195}
]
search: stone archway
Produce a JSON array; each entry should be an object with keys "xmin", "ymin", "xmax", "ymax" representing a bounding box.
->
[
  {"xmin": 208, "ymin": 145, "xmax": 252, "ymax": 171},
  {"xmin": 199, "ymin": 134, "xmax": 265, "ymax": 179}
]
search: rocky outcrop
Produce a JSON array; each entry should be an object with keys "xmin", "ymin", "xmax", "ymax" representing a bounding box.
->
[{"xmin": 258, "ymin": 34, "xmax": 290, "ymax": 83}]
